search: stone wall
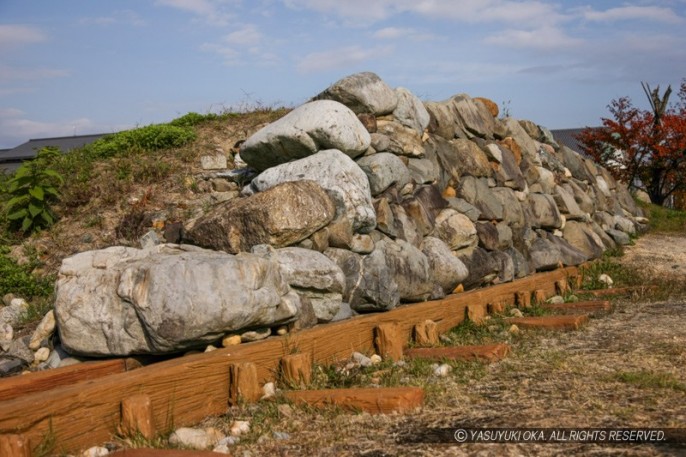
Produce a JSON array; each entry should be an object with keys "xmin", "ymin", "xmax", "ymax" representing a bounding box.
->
[{"xmin": 54, "ymin": 72, "xmax": 645, "ymax": 357}]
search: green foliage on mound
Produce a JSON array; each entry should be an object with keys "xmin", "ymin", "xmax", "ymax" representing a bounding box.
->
[
  {"xmin": 639, "ymin": 201, "xmax": 686, "ymax": 233},
  {"xmin": 83, "ymin": 123, "xmax": 197, "ymax": 159},
  {"xmin": 0, "ymin": 247, "xmax": 54, "ymax": 299}
]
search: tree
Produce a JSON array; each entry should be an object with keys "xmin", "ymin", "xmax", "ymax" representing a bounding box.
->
[{"xmin": 577, "ymin": 79, "xmax": 686, "ymax": 206}]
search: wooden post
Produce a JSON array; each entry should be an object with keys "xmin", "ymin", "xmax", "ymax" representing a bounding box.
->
[
  {"xmin": 0, "ymin": 434, "xmax": 30, "ymax": 457},
  {"xmin": 515, "ymin": 291, "xmax": 531, "ymax": 309},
  {"xmin": 373, "ymin": 323, "xmax": 404, "ymax": 361},
  {"xmin": 487, "ymin": 302, "xmax": 506, "ymax": 315},
  {"xmin": 284, "ymin": 387, "xmax": 424, "ymax": 414},
  {"xmin": 533, "ymin": 289, "xmax": 547, "ymax": 305},
  {"xmin": 120, "ymin": 394, "xmax": 156, "ymax": 440},
  {"xmin": 466, "ymin": 303, "xmax": 487, "ymax": 324},
  {"xmin": 228, "ymin": 362, "xmax": 262, "ymax": 405},
  {"xmin": 413, "ymin": 320, "xmax": 439, "ymax": 347},
  {"xmin": 281, "ymin": 353, "xmax": 312, "ymax": 388},
  {"xmin": 555, "ymin": 279, "xmax": 569, "ymax": 295}
]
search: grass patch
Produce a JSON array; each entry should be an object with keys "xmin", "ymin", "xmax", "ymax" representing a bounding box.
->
[
  {"xmin": 638, "ymin": 201, "xmax": 686, "ymax": 233},
  {"xmin": 444, "ymin": 318, "xmax": 509, "ymax": 345},
  {"xmin": 612, "ymin": 370, "xmax": 686, "ymax": 392},
  {"xmin": 0, "ymin": 246, "xmax": 54, "ymax": 300}
]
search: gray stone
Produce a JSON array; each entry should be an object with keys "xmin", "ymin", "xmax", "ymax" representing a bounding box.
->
[
  {"xmin": 456, "ymin": 247, "xmax": 499, "ymax": 289},
  {"xmin": 535, "ymin": 166, "xmax": 556, "ymax": 194},
  {"xmin": 186, "ymin": 180, "xmax": 335, "ymax": 253},
  {"xmin": 407, "ymin": 158, "xmax": 440, "ymax": 184},
  {"xmin": 504, "ymin": 247, "xmax": 530, "ymax": 279},
  {"xmin": 563, "ymin": 221, "xmax": 605, "ymax": 259},
  {"xmin": 370, "ymin": 133, "xmax": 390, "ymax": 152},
  {"xmin": 391, "ymin": 204, "xmax": 422, "ymax": 247},
  {"xmin": 451, "ymin": 94, "xmax": 496, "ymax": 139},
  {"xmin": 29, "ymin": 310, "xmax": 55, "ymax": 350},
  {"xmin": 476, "ymin": 222, "xmax": 500, "ymax": 251},
  {"xmin": 553, "ymin": 185, "xmax": 585, "ymax": 220},
  {"xmin": 458, "ymin": 176, "xmax": 504, "ymax": 221},
  {"xmin": 356, "ymin": 153, "xmax": 411, "ymax": 196},
  {"xmin": 421, "ymin": 237, "xmax": 469, "ymax": 294},
  {"xmin": 54, "ymin": 245, "xmax": 301, "ymax": 356},
  {"xmin": 0, "ymin": 298, "xmax": 28, "ymax": 327},
  {"xmin": 606, "ymin": 228, "xmax": 631, "ymax": 245},
  {"xmin": 565, "ymin": 180, "xmax": 595, "ymax": 214},
  {"xmin": 445, "ymin": 197, "xmax": 481, "ymax": 222},
  {"xmin": 331, "ymin": 302, "xmax": 354, "ymax": 322},
  {"xmin": 450, "ymin": 139, "xmax": 492, "ymax": 177},
  {"xmin": 5, "ymin": 337, "xmax": 33, "ymax": 364},
  {"xmin": 240, "ymin": 100, "xmax": 371, "ymax": 171},
  {"xmin": 376, "ymin": 120, "xmax": 424, "ymax": 158},
  {"xmin": 614, "ymin": 215, "xmax": 636, "ymax": 235},
  {"xmin": 491, "ymin": 145, "xmax": 527, "ymax": 190},
  {"xmin": 350, "ymin": 234, "xmax": 375, "ymax": 254},
  {"xmin": 313, "ymin": 72, "xmax": 398, "ymax": 115},
  {"xmin": 424, "ymin": 100, "xmax": 465, "ymax": 140},
  {"xmin": 251, "ymin": 246, "xmax": 345, "ymax": 323},
  {"xmin": 432, "ymin": 209, "xmax": 478, "ymax": 250},
  {"xmin": 558, "ymin": 145, "xmax": 593, "ymax": 182},
  {"xmin": 169, "ymin": 427, "xmax": 224, "ymax": 450},
  {"xmin": 200, "ymin": 153, "xmax": 227, "ymax": 170},
  {"xmin": 377, "ymin": 238, "xmax": 433, "ymax": 303},
  {"xmin": 502, "ymin": 117, "xmax": 541, "ymax": 165},
  {"xmin": 247, "ymin": 149, "xmax": 376, "ymax": 233},
  {"xmin": 0, "ymin": 357, "xmax": 26, "ymax": 376},
  {"xmin": 491, "ymin": 250, "xmax": 515, "ymax": 283},
  {"xmin": 540, "ymin": 231, "xmax": 588, "ymax": 266},
  {"xmin": 528, "ymin": 193, "xmax": 563, "ymax": 229},
  {"xmin": 240, "ymin": 328, "xmax": 271, "ymax": 342},
  {"xmin": 393, "ymin": 87, "xmax": 430, "ymax": 134},
  {"xmin": 529, "ymin": 237, "xmax": 563, "ymax": 271}
]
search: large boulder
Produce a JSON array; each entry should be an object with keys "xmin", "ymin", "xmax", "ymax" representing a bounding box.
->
[
  {"xmin": 563, "ymin": 221, "xmax": 605, "ymax": 259},
  {"xmin": 528, "ymin": 193, "xmax": 563, "ymax": 229},
  {"xmin": 375, "ymin": 120, "xmax": 425, "ymax": 157},
  {"xmin": 246, "ymin": 149, "xmax": 376, "ymax": 233},
  {"xmin": 458, "ymin": 176, "xmax": 504, "ymax": 221},
  {"xmin": 378, "ymin": 238, "xmax": 433, "ymax": 302},
  {"xmin": 456, "ymin": 247, "xmax": 499, "ymax": 289},
  {"xmin": 529, "ymin": 236, "xmax": 563, "ymax": 271},
  {"xmin": 451, "ymin": 94, "xmax": 496, "ymax": 139},
  {"xmin": 432, "ymin": 209, "xmax": 478, "ymax": 250},
  {"xmin": 502, "ymin": 117, "xmax": 541, "ymax": 165},
  {"xmin": 356, "ymin": 153, "xmax": 411, "ymax": 196},
  {"xmin": 185, "ymin": 181, "xmax": 335, "ymax": 253},
  {"xmin": 252, "ymin": 246, "xmax": 345, "ymax": 323},
  {"xmin": 239, "ymin": 100, "xmax": 371, "ymax": 171},
  {"xmin": 54, "ymin": 245, "xmax": 300, "ymax": 356},
  {"xmin": 393, "ymin": 87, "xmax": 431, "ymax": 134},
  {"xmin": 313, "ymin": 72, "xmax": 398, "ymax": 115},
  {"xmin": 420, "ymin": 237, "xmax": 469, "ymax": 294}
]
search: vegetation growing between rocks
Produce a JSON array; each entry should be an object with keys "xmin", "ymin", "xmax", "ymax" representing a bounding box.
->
[{"xmin": 639, "ymin": 201, "xmax": 686, "ymax": 233}]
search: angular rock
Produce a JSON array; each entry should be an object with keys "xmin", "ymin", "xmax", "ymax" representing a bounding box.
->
[
  {"xmin": 528, "ymin": 193, "xmax": 563, "ymax": 229},
  {"xmin": 391, "ymin": 204, "xmax": 423, "ymax": 247},
  {"xmin": 450, "ymin": 139, "xmax": 492, "ymax": 177},
  {"xmin": 356, "ymin": 153, "xmax": 411, "ymax": 196},
  {"xmin": 502, "ymin": 117, "xmax": 541, "ymax": 165},
  {"xmin": 452, "ymin": 94, "xmax": 496, "ymax": 139},
  {"xmin": 29, "ymin": 310, "xmax": 55, "ymax": 350},
  {"xmin": 407, "ymin": 158, "xmax": 440, "ymax": 184},
  {"xmin": 252, "ymin": 246, "xmax": 345, "ymax": 323},
  {"xmin": 432, "ymin": 209, "xmax": 478, "ymax": 250},
  {"xmin": 476, "ymin": 222, "xmax": 500, "ymax": 251},
  {"xmin": 563, "ymin": 221, "xmax": 605, "ymax": 259},
  {"xmin": 240, "ymin": 100, "xmax": 370, "ymax": 171},
  {"xmin": 393, "ymin": 87, "xmax": 431, "ymax": 134},
  {"xmin": 0, "ymin": 298, "xmax": 28, "ymax": 327},
  {"xmin": 474, "ymin": 97, "xmax": 499, "ymax": 118},
  {"xmin": 313, "ymin": 72, "xmax": 398, "ymax": 115},
  {"xmin": 606, "ymin": 228, "xmax": 631, "ymax": 245},
  {"xmin": 553, "ymin": 185, "xmax": 585, "ymax": 220},
  {"xmin": 247, "ymin": 149, "xmax": 376, "ymax": 233},
  {"xmin": 421, "ymin": 237, "xmax": 469, "ymax": 294},
  {"xmin": 458, "ymin": 176, "xmax": 504, "ymax": 221},
  {"xmin": 491, "ymin": 187, "xmax": 526, "ymax": 228},
  {"xmin": 424, "ymin": 100, "xmax": 465, "ymax": 140},
  {"xmin": 504, "ymin": 247, "xmax": 530, "ymax": 279},
  {"xmin": 614, "ymin": 215, "xmax": 636, "ymax": 235},
  {"xmin": 370, "ymin": 132, "xmax": 390, "ymax": 152},
  {"xmin": 529, "ymin": 237, "xmax": 563, "ymax": 271},
  {"xmin": 186, "ymin": 180, "xmax": 335, "ymax": 253},
  {"xmin": 540, "ymin": 231, "xmax": 588, "ymax": 266},
  {"xmin": 456, "ymin": 247, "xmax": 499, "ymax": 289},
  {"xmin": 558, "ymin": 145, "xmax": 593, "ymax": 182},
  {"xmin": 54, "ymin": 245, "xmax": 300, "ymax": 356},
  {"xmin": 376, "ymin": 120, "xmax": 424, "ymax": 158},
  {"xmin": 491, "ymin": 250, "xmax": 515, "ymax": 283},
  {"xmin": 445, "ymin": 197, "xmax": 481, "ymax": 222},
  {"xmin": 378, "ymin": 239, "xmax": 433, "ymax": 302}
]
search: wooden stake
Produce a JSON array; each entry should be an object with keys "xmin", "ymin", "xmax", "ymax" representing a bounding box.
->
[
  {"xmin": 405, "ymin": 344, "xmax": 511, "ymax": 363},
  {"xmin": 533, "ymin": 289, "xmax": 547, "ymax": 305},
  {"xmin": 281, "ymin": 353, "xmax": 312, "ymax": 388},
  {"xmin": 555, "ymin": 279, "xmax": 569, "ymax": 295},
  {"xmin": 373, "ymin": 323, "xmax": 405, "ymax": 361},
  {"xmin": 228, "ymin": 362, "xmax": 262, "ymax": 405},
  {"xmin": 487, "ymin": 302, "xmax": 506, "ymax": 315},
  {"xmin": 284, "ymin": 387, "xmax": 424, "ymax": 414},
  {"xmin": 0, "ymin": 434, "xmax": 30, "ymax": 457},
  {"xmin": 466, "ymin": 303, "xmax": 487, "ymax": 324},
  {"xmin": 413, "ymin": 320, "xmax": 439, "ymax": 347},
  {"xmin": 120, "ymin": 394, "xmax": 156, "ymax": 440},
  {"xmin": 515, "ymin": 291, "xmax": 531, "ymax": 309}
]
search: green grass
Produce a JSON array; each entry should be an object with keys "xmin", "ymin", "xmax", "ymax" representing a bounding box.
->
[
  {"xmin": 613, "ymin": 370, "xmax": 686, "ymax": 392},
  {"xmin": 638, "ymin": 201, "xmax": 686, "ymax": 233},
  {"xmin": 0, "ymin": 246, "xmax": 54, "ymax": 300}
]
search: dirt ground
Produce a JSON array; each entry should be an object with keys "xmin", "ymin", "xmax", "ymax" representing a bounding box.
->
[{"xmin": 224, "ymin": 233, "xmax": 686, "ymax": 457}]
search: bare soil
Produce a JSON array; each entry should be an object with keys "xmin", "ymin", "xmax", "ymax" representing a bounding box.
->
[{"xmin": 218, "ymin": 233, "xmax": 686, "ymax": 457}]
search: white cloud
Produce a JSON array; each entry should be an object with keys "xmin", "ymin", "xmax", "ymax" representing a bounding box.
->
[
  {"xmin": 0, "ymin": 65, "xmax": 69, "ymax": 83},
  {"xmin": 155, "ymin": 0, "xmax": 235, "ymax": 25},
  {"xmin": 283, "ymin": 0, "xmax": 397, "ymax": 22},
  {"xmin": 296, "ymin": 45, "xmax": 393, "ymax": 73},
  {"xmin": 0, "ymin": 25, "xmax": 47, "ymax": 50},
  {"xmin": 79, "ymin": 10, "xmax": 147, "ymax": 27},
  {"xmin": 485, "ymin": 26, "xmax": 583, "ymax": 50},
  {"xmin": 373, "ymin": 27, "xmax": 438, "ymax": 41},
  {"xmin": 579, "ymin": 6, "xmax": 682, "ymax": 23},
  {"xmin": 223, "ymin": 24, "xmax": 263, "ymax": 45},
  {"xmin": 0, "ymin": 108, "xmax": 100, "ymax": 147}
]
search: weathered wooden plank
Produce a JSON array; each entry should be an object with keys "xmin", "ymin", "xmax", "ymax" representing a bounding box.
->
[
  {"xmin": 112, "ymin": 450, "xmax": 226, "ymax": 457},
  {"xmin": 582, "ymin": 286, "xmax": 656, "ymax": 297},
  {"xmin": 0, "ymin": 266, "xmax": 578, "ymax": 453},
  {"xmin": 283, "ymin": 387, "xmax": 424, "ymax": 414},
  {"xmin": 507, "ymin": 314, "xmax": 589, "ymax": 331},
  {"xmin": 542, "ymin": 300, "xmax": 612, "ymax": 315},
  {"xmin": 0, "ymin": 434, "xmax": 30, "ymax": 457},
  {"xmin": 404, "ymin": 344, "xmax": 511, "ymax": 363},
  {"xmin": 0, "ymin": 359, "xmax": 128, "ymax": 401}
]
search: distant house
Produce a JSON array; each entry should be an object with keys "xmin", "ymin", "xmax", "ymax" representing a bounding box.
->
[
  {"xmin": 549, "ymin": 128, "xmax": 597, "ymax": 156},
  {"xmin": 0, "ymin": 133, "xmax": 107, "ymax": 173}
]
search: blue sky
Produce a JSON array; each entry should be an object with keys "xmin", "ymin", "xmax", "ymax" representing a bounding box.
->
[{"xmin": 1, "ymin": 0, "xmax": 685, "ymax": 148}]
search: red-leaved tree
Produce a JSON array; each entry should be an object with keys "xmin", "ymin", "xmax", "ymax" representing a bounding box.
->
[{"xmin": 577, "ymin": 79, "xmax": 686, "ymax": 206}]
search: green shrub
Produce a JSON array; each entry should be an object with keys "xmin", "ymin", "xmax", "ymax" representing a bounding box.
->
[
  {"xmin": 4, "ymin": 147, "xmax": 63, "ymax": 233},
  {"xmin": 84, "ymin": 124, "xmax": 196, "ymax": 159},
  {"xmin": 169, "ymin": 111, "xmax": 219, "ymax": 127},
  {"xmin": 0, "ymin": 247, "xmax": 54, "ymax": 299}
]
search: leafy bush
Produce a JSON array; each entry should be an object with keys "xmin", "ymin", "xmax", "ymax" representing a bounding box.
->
[
  {"xmin": 84, "ymin": 124, "xmax": 196, "ymax": 159},
  {"xmin": 169, "ymin": 111, "xmax": 219, "ymax": 127},
  {"xmin": 4, "ymin": 147, "xmax": 63, "ymax": 233},
  {"xmin": 0, "ymin": 247, "xmax": 54, "ymax": 299}
]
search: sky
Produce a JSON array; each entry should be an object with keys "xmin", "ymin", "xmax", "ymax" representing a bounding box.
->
[{"xmin": 1, "ymin": 0, "xmax": 685, "ymax": 149}]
